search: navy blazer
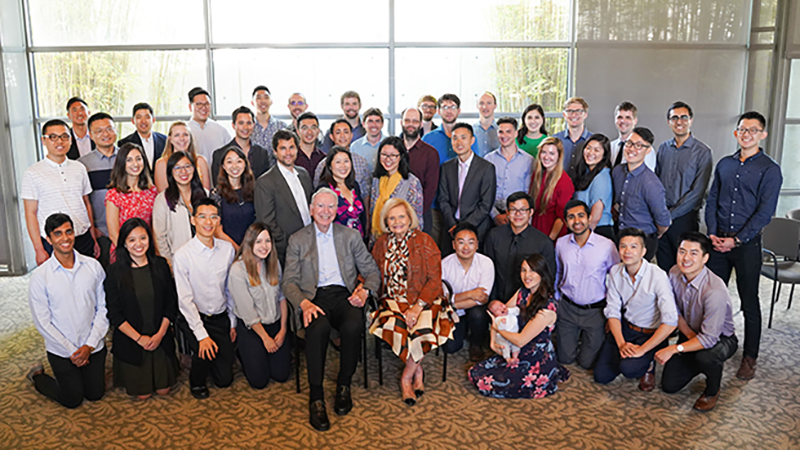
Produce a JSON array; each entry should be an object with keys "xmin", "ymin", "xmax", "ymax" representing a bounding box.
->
[
  {"xmin": 437, "ymin": 154, "xmax": 497, "ymax": 243},
  {"xmin": 67, "ymin": 128, "xmax": 96, "ymax": 160},
  {"xmin": 104, "ymin": 256, "xmax": 178, "ymax": 367},
  {"xmin": 117, "ymin": 131, "xmax": 167, "ymax": 166}
]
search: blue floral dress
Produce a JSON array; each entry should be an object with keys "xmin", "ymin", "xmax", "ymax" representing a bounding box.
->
[{"xmin": 468, "ymin": 290, "xmax": 570, "ymax": 399}]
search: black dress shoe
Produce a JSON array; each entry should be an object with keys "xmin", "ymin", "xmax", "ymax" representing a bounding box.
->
[
  {"xmin": 334, "ymin": 385, "xmax": 353, "ymax": 416},
  {"xmin": 309, "ymin": 400, "xmax": 330, "ymax": 432},
  {"xmin": 403, "ymin": 396, "xmax": 416, "ymax": 406},
  {"xmin": 190, "ymin": 385, "xmax": 209, "ymax": 400}
]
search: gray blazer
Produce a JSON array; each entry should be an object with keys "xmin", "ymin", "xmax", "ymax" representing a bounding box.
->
[
  {"xmin": 281, "ymin": 223, "xmax": 381, "ymax": 311},
  {"xmin": 254, "ymin": 164, "xmax": 313, "ymax": 265}
]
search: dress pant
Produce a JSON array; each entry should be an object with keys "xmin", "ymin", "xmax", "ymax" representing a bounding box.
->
[
  {"xmin": 33, "ymin": 347, "xmax": 107, "ymax": 409},
  {"xmin": 594, "ymin": 225, "xmax": 616, "ymax": 241},
  {"xmin": 445, "ymin": 304, "xmax": 489, "ymax": 354},
  {"xmin": 430, "ymin": 208, "xmax": 444, "ymax": 254},
  {"xmin": 554, "ymin": 297, "xmax": 606, "ymax": 369},
  {"xmin": 41, "ymin": 231, "xmax": 95, "ymax": 259},
  {"xmin": 662, "ymin": 333, "xmax": 738, "ymax": 396},
  {"xmin": 305, "ymin": 285, "xmax": 362, "ymax": 392},
  {"xmin": 236, "ymin": 319, "xmax": 291, "ymax": 389},
  {"xmin": 707, "ymin": 236, "xmax": 762, "ymax": 359},
  {"xmin": 179, "ymin": 312, "xmax": 234, "ymax": 389},
  {"xmin": 593, "ymin": 323, "xmax": 667, "ymax": 384},
  {"xmin": 657, "ymin": 210, "xmax": 698, "ymax": 272}
]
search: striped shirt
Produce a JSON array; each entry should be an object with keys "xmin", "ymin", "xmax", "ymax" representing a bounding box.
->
[{"xmin": 20, "ymin": 157, "xmax": 92, "ymax": 237}]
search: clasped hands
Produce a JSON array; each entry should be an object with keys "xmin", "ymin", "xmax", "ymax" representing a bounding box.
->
[{"xmin": 299, "ymin": 284, "xmax": 369, "ymax": 328}]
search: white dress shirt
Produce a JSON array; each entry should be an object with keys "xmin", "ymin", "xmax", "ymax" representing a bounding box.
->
[
  {"xmin": 604, "ymin": 259, "xmax": 678, "ymax": 329},
  {"xmin": 173, "ymin": 237, "xmax": 236, "ymax": 341},
  {"xmin": 278, "ymin": 163, "xmax": 312, "ymax": 226},
  {"xmin": 188, "ymin": 118, "xmax": 231, "ymax": 164},
  {"xmin": 316, "ymin": 223, "xmax": 346, "ymax": 288},
  {"xmin": 74, "ymin": 131, "xmax": 93, "ymax": 158},
  {"xmin": 441, "ymin": 252, "xmax": 495, "ymax": 316},
  {"xmin": 20, "ymin": 157, "xmax": 93, "ymax": 237},
  {"xmin": 139, "ymin": 132, "xmax": 155, "ymax": 168},
  {"xmin": 28, "ymin": 251, "xmax": 108, "ymax": 358},
  {"xmin": 455, "ymin": 152, "xmax": 474, "ymax": 220}
]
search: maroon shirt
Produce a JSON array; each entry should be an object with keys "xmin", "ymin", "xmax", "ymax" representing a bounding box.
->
[
  {"xmin": 407, "ymin": 138, "xmax": 440, "ymax": 213},
  {"xmin": 295, "ymin": 145, "xmax": 326, "ymax": 179}
]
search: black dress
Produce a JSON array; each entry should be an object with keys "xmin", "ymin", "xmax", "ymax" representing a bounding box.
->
[{"xmin": 112, "ymin": 265, "xmax": 177, "ymax": 396}]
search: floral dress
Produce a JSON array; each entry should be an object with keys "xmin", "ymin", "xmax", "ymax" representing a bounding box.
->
[
  {"xmin": 106, "ymin": 186, "xmax": 158, "ymax": 262},
  {"xmin": 468, "ymin": 290, "xmax": 570, "ymax": 399}
]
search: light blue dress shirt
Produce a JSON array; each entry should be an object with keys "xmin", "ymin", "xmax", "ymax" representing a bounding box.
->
[
  {"xmin": 472, "ymin": 120, "xmax": 499, "ymax": 158},
  {"xmin": 316, "ymin": 224, "xmax": 346, "ymax": 288},
  {"xmin": 484, "ymin": 148, "xmax": 533, "ymax": 217},
  {"xmin": 28, "ymin": 251, "xmax": 109, "ymax": 358},
  {"xmin": 350, "ymin": 134, "xmax": 383, "ymax": 173}
]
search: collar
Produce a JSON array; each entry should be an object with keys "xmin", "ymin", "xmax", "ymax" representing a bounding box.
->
[
  {"xmin": 686, "ymin": 266, "xmax": 710, "ymax": 290},
  {"xmin": 568, "ymin": 230, "xmax": 596, "ymax": 247},
  {"xmin": 733, "ymin": 148, "xmax": 764, "ymax": 163},
  {"xmin": 138, "ymin": 132, "xmax": 153, "ymax": 142},
  {"xmin": 49, "ymin": 250, "xmax": 85, "ymax": 273},
  {"xmin": 94, "ymin": 147, "xmax": 119, "ymax": 161},
  {"xmin": 458, "ymin": 152, "xmax": 475, "ymax": 168},
  {"xmin": 314, "ymin": 222, "xmax": 334, "ymax": 239},
  {"xmin": 625, "ymin": 162, "xmax": 647, "ymax": 177},
  {"xmin": 44, "ymin": 156, "xmax": 70, "ymax": 168},
  {"xmin": 190, "ymin": 235, "xmax": 218, "ymax": 253},
  {"xmin": 277, "ymin": 162, "xmax": 297, "ymax": 178},
  {"xmin": 669, "ymin": 134, "xmax": 695, "ymax": 149}
]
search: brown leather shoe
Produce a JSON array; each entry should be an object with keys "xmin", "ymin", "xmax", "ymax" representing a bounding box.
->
[
  {"xmin": 693, "ymin": 393, "xmax": 719, "ymax": 412},
  {"xmin": 736, "ymin": 355, "xmax": 757, "ymax": 380},
  {"xmin": 638, "ymin": 372, "xmax": 656, "ymax": 391},
  {"xmin": 469, "ymin": 344, "xmax": 484, "ymax": 362}
]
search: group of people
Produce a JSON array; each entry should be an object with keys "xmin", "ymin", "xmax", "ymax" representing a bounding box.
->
[{"xmin": 22, "ymin": 86, "xmax": 782, "ymax": 431}]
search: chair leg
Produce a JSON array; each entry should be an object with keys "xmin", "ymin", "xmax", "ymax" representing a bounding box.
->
[
  {"xmin": 375, "ymin": 337, "xmax": 383, "ymax": 386},
  {"xmin": 442, "ymin": 346, "xmax": 447, "ymax": 382},
  {"xmin": 768, "ymin": 279, "xmax": 778, "ymax": 329},
  {"xmin": 295, "ymin": 337, "xmax": 301, "ymax": 394},
  {"xmin": 788, "ymin": 284, "xmax": 796, "ymax": 310},
  {"xmin": 362, "ymin": 328, "xmax": 368, "ymax": 389}
]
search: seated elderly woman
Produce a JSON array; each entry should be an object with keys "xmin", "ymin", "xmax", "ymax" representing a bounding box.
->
[{"xmin": 369, "ymin": 198, "xmax": 455, "ymax": 406}]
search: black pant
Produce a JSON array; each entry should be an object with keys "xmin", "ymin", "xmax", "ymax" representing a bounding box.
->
[
  {"xmin": 445, "ymin": 304, "xmax": 489, "ymax": 353},
  {"xmin": 662, "ymin": 334, "xmax": 738, "ymax": 396},
  {"xmin": 707, "ymin": 236, "xmax": 762, "ymax": 359},
  {"xmin": 33, "ymin": 347, "xmax": 107, "ymax": 409},
  {"xmin": 236, "ymin": 319, "xmax": 291, "ymax": 389},
  {"xmin": 41, "ymin": 231, "xmax": 95, "ymax": 259},
  {"xmin": 180, "ymin": 313, "xmax": 234, "ymax": 389},
  {"xmin": 594, "ymin": 225, "xmax": 616, "ymax": 241},
  {"xmin": 657, "ymin": 210, "xmax": 698, "ymax": 272},
  {"xmin": 594, "ymin": 324, "xmax": 667, "ymax": 384},
  {"xmin": 305, "ymin": 286, "xmax": 362, "ymax": 395}
]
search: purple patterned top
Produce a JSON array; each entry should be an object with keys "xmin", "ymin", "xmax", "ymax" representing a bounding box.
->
[{"xmin": 330, "ymin": 183, "xmax": 365, "ymax": 237}]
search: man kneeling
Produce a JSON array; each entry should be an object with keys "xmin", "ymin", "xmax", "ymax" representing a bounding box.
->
[
  {"xmin": 594, "ymin": 227, "xmax": 677, "ymax": 390},
  {"xmin": 656, "ymin": 232, "xmax": 738, "ymax": 412}
]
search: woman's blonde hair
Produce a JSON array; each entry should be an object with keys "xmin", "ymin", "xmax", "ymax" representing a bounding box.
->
[
  {"xmin": 529, "ymin": 136, "xmax": 565, "ymax": 216},
  {"xmin": 379, "ymin": 198, "xmax": 420, "ymax": 234},
  {"xmin": 161, "ymin": 121, "xmax": 199, "ymax": 163}
]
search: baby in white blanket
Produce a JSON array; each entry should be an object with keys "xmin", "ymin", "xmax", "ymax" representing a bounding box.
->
[{"xmin": 488, "ymin": 300, "xmax": 520, "ymax": 361}]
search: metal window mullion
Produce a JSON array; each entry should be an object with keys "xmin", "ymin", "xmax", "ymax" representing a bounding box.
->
[
  {"xmin": 388, "ymin": 0, "xmax": 396, "ymax": 135},
  {"xmin": 203, "ymin": 0, "xmax": 216, "ymax": 116},
  {"xmin": 768, "ymin": 0, "xmax": 792, "ymax": 163},
  {"xmin": 567, "ymin": 0, "xmax": 577, "ymax": 97}
]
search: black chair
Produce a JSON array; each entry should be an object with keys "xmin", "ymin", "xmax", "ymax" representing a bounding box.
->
[
  {"xmin": 372, "ymin": 280, "xmax": 453, "ymax": 386},
  {"xmin": 760, "ymin": 217, "xmax": 800, "ymax": 328},
  {"xmin": 289, "ymin": 303, "xmax": 369, "ymax": 393},
  {"xmin": 786, "ymin": 208, "xmax": 800, "ymax": 222}
]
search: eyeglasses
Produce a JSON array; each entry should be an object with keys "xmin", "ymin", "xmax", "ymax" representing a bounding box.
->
[
  {"xmin": 44, "ymin": 133, "xmax": 71, "ymax": 142},
  {"xmin": 380, "ymin": 153, "xmax": 401, "ymax": 160},
  {"xmin": 93, "ymin": 127, "xmax": 116, "ymax": 135},
  {"xmin": 193, "ymin": 102, "xmax": 211, "ymax": 108},
  {"xmin": 669, "ymin": 115, "xmax": 691, "ymax": 122},
  {"xmin": 564, "ymin": 109, "xmax": 585, "ymax": 115},
  {"xmin": 289, "ymin": 101, "xmax": 306, "ymax": 106},
  {"xmin": 508, "ymin": 207, "xmax": 531, "ymax": 215},
  {"xmin": 196, "ymin": 214, "xmax": 219, "ymax": 220},
  {"xmin": 440, "ymin": 105, "xmax": 458, "ymax": 111},
  {"xmin": 736, "ymin": 127, "xmax": 764, "ymax": 136},
  {"xmin": 624, "ymin": 140, "xmax": 651, "ymax": 150},
  {"xmin": 173, "ymin": 164, "xmax": 194, "ymax": 173},
  {"xmin": 419, "ymin": 104, "xmax": 436, "ymax": 110}
]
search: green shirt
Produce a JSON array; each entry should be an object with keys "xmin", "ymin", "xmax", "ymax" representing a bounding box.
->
[{"xmin": 518, "ymin": 134, "xmax": 547, "ymax": 158}]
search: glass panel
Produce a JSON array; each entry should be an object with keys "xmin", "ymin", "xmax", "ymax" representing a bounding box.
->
[
  {"xmin": 758, "ymin": 0, "xmax": 778, "ymax": 28},
  {"xmin": 395, "ymin": 48, "xmax": 568, "ymax": 117},
  {"xmin": 780, "ymin": 125, "xmax": 800, "ymax": 189},
  {"xmin": 210, "ymin": 0, "xmax": 388, "ymax": 44},
  {"xmin": 396, "ymin": 0, "xmax": 571, "ymax": 42},
  {"xmin": 749, "ymin": 50, "xmax": 773, "ymax": 114},
  {"xmin": 777, "ymin": 195, "xmax": 800, "ymax": 218},
  {"xmin": 755, "ymin": 31, "xmax": 774, "ymax": 44},
  {"xmin": 0, "ymin": 0, "xmax": 25, "ymax": 48},
  {"xmin": 577, "ymin": 0, "xmax": 749, "ymax": 44},
  {"xmin": 212, "ymin": 49, "xmax": 389, "ymax": 119},
  {"xmin": 28, "ymin": 0, "xmax": 205, "ymax": 46},
  {"xmin": 33, "ymin": 51, "xmax": 207, "ymax": 118},
  {"xmin": 786, "ymin": 60, "xmax": 800, "ymax": 118}
]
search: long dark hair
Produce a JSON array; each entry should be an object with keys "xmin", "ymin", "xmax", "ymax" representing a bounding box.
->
[
  {"xmin": 165, "ymin": 151, "xmax": 206, "ymax": 212},
  {"xmin": 107, "ymin": 143, "xmax": 153, "ymax": 193},
  {"xmin": 374, "ymin": 136, "xmax": 410, "ymax": 179},
  {"xmin": 519, "ymin": 253, "xmax": 554, "ymax": 323},
  {"xmin": 572, "ymin": 133, "xmax": 611, "ymax": 192},
  {"xmin": 113, "ymin": 218, "xmax": 166, "ymax": 290},
  {"xmin": 517, "ymin": 104, "xmax": 548, "ymax": 146},
  {"xmin": 234, "ymin": 222, "xmax": 280, "ymax": 287},
  {"xmin": 319, "ymin": 146, "xmax": 357, "ymax": 190},
  {"xmin": 215, "ymin": 146, "xmax": 255, "ymax": 204}
]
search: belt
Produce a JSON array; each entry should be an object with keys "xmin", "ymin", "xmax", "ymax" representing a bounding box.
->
[
  {"xmin": 562, "ymin": 295, "xmax": 606, "ymax": 310},
  {"xmin": 199, "ymin": 311, "xmax": 228, "ymax": 320},
  {"xmin": 626, "ymin": 322, "xmax": 657, "ymax": 334},
  {"xmin": 716, "ymin": 231, "xmax": 737, "ymax": 238}
]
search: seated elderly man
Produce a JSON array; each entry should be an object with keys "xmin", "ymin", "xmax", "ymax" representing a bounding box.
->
[{"xmin": 282, "ymin": 187, "xmax": 381, "ymax": 432}]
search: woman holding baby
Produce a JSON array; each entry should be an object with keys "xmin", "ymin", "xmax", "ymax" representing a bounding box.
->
[{"xmin": 468, "ymin": 253, "xmax": 570, "ymax": 398}]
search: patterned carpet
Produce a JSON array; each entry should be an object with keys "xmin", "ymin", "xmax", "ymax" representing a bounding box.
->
[{"xmin": 1, "ymin": 273, "xmax": 799, "ymax": 449}]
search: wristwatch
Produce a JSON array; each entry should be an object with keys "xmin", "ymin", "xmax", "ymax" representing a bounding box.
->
[
  {"xmin": 733, "ymin": 236, "xmax": 742, "ymax": 248},
  {"xmin": 676, "ymin": 344, "xmax": 685, "ymax": 353},
  {"xmin": 417, "ymin": 299, "xmax": 426, "ymax": 308}
]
